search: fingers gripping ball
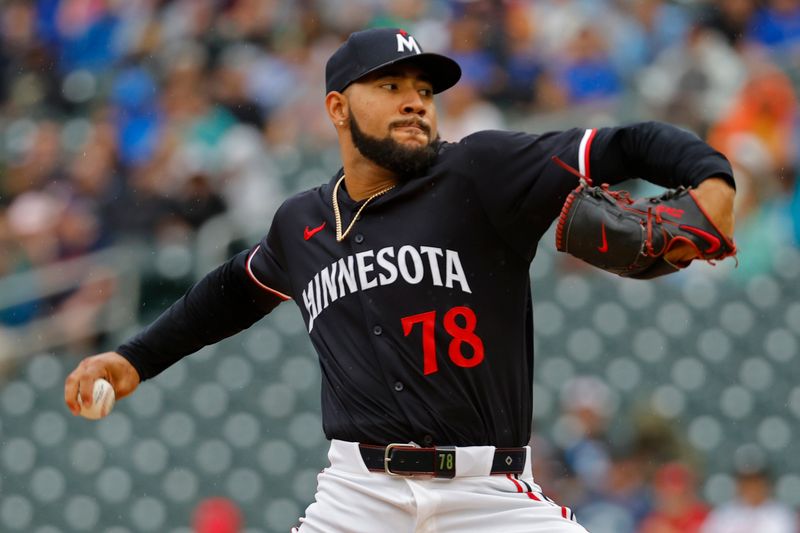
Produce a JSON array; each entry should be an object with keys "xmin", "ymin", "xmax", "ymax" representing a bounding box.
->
[{"xmin": 77, "ymin": 378, "xmax": 116, "ymax": 419}]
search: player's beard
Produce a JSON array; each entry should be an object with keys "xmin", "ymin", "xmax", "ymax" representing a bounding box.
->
[{"xmin": 349, "ymin": 113, "xmax": 440, "ymax": 179}]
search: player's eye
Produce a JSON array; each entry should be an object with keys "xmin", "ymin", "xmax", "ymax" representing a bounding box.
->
[
  {"xmin": 418, "ymin": 88, "xmax": 433, "ymax": 97},
  {"xmin": 381, "ymin": 83, "xmax": 398, "ymax": 91}
]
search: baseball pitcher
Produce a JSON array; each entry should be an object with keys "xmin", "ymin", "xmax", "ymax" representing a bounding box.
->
[{"xmin": 65, "ymin": 28, "xmax": 736, "ymax": 532}]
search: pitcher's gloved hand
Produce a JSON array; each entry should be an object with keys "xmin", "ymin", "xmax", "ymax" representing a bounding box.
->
[{"xmin": 553, "ymin": 158, "xmax": 737, "ymax": 279}]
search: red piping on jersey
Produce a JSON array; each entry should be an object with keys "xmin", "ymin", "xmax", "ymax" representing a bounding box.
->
[
  {"xmin": 246, "ymin": 246, "xmax": 292, "ymax": 301},
  {"xmin": 562, "ymin": 506, "xmax": 568, "ymax": 518},
  {"xmin": 581, "ymin": 128, "xmax": 597, "ymax": 183}
]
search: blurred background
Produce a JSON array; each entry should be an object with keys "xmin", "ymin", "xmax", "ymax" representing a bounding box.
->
[{"xmin": 0, "ymin": 0, "xmax": 799, "ymax": 531}]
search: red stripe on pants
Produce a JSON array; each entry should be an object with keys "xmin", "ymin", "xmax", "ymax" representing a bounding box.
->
[{"xmin": 506, "ymin": 474, "xmax": 524, "ymax": 493}]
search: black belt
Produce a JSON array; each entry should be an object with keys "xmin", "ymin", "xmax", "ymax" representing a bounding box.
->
[{"xmin": 359, "ymin": 443, "xmax": 527, "ymax": 478}]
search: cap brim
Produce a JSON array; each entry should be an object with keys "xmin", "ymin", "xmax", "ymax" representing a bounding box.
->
[{"xmin": 351, "ymin": 53, "xmax": 462, "ymax": 94}]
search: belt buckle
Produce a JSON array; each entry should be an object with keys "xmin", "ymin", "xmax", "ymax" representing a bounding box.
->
[{"xmin": 383, "ymin": 442, "xmax": 419, "ymax": 476}]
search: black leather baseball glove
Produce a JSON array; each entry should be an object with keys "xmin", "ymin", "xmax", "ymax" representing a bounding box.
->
[{"xmin": 553, "ymin": 157, "xmax": 737, "ymax": 279}]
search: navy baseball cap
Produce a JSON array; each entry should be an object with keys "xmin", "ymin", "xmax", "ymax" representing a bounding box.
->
[{"xmin": 325, "ymin": 28, "xmax": 461, "ymax": 94}]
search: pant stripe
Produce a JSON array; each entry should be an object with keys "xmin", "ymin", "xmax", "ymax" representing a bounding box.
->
[
  {"xmin": 506, "ymin": 473, "xmax": 524, "ymax": 493},
  {"xmin": 509, "ymin": 475, "xmax": 576, "ymax": 523}
]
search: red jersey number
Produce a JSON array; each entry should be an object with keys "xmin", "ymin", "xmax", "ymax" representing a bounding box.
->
[{"xmin": 401, "ymin": 306, "xmax": 485, "ymax": 375}]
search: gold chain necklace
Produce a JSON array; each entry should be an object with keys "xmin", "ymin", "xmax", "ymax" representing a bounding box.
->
[{"xmin": 332, "ymin": 175, "xmax": 395, "ymax": 242}]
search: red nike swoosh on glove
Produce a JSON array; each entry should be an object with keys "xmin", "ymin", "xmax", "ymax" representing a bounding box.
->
[
  {"xmin": 598, "ymin": 223, "xmax": 608, "ymax": 253},
  {"xmin": 304, "ymin": 222, "xmax": 326, "ymax": 241},
  {"xmin": 680, "ymin": 225, "xmax": 721, "ymax": 254}
]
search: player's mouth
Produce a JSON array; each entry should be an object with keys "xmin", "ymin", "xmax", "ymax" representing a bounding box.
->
[{"xmin": 391, "ymin": 120, "xmax": 430, "ymax": 137}]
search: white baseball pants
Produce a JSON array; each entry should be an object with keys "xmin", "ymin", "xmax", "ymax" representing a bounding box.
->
[{"xmin": 292, "ymin": 440, "xmax": 588, "ymax": 533}]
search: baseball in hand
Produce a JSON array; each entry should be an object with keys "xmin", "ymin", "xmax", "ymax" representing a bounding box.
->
[{"xmin": 77, "ymin": 378, "xmax": 116, "ymax": 419}]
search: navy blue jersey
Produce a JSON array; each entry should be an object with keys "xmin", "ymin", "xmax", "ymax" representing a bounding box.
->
[{"xmin": 118, "ymin": 122, "xmax": 733, "ymax": 447}]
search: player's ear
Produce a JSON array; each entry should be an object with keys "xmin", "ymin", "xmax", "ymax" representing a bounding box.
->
[{"xmin": 325, "ymin": 91, "xmax": 348, "ymax": 128}]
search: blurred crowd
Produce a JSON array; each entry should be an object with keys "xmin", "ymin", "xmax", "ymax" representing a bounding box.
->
[
  {"xmin": 1, "ymin": 1, "xmax": 799, "ymax": 530},
  {"xmin": 2, "ymin": 0, "xmax": 800, "ymax": 328},
  {"xmin": 531, "ymin": 375, "xmax": 798, "ymax": 533}
]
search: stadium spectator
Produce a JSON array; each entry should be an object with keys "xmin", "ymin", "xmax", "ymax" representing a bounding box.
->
[
  {"xmin": 438, "ymin": 78, "xmax": 505, "ymax": 141},
  {"xmin": 557, "ymin": 376, "xmax": 614, "ymax": 491},
  {"xmin": 639, "ymin": 462, "xmax": 711, "ymax": 533},
  {"xmin": 701, "ymin": 460, "xmax": 798, "ymax": 533},
  {"xmin": 698, "ymin": 0, "xmax": 758, "ymax": 48},
  {"xmin": 557, "ymin": 24, "xmax": 622, "ymax": 104},
  {"xmin": 747, "ymin": 0, "xmax": 800, "ymax": 54},
  {"xmin": 193, "ymin": 497, "xmax": 243, "ymax": 533}
]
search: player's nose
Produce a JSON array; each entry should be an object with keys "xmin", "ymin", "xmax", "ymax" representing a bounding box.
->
[{"xmin": 400, "ymin": 91, "xmax": 427, "ymax": 116}]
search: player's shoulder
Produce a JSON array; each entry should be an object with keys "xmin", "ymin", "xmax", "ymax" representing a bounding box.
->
[
  {"xmin": 458, "ymin": 128, "xmax": 590, "ymax": 148},
  {"xmin": 446, "ymin": 127, "xmax": 591, "ymax": 161},
  {"xmin": 279, "ymin": 186, "xmax": 324, "ymax": 208},
  {"xmin": 448, "ymin": 129, "xmax": 530, "ymax": 152},
  {"xmin": 278, "ymin": 183, "xmax": 329, "ymax": 211},
  {"xmin": 444, "ymin": 129, "xmax": 555, "ymax": 156},
  {"xmin": 460, "ymin": 129, "xmax": 529, "ymax": 143},
  {"xmin": 438, "ymin": 130, "xmax": 508, "ymax": 160},
  {"xmin": 438, "ymin": 129, "xmax": 541, "ymax": 172},
  {"xmin": 271, "ymin": 184, "xmax": 329, "ymax": 223}
]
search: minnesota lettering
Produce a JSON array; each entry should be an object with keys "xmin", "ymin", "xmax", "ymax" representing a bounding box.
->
[{"xmin": 303, "ymin": 245, "xmax": 471, "ymax": 331}]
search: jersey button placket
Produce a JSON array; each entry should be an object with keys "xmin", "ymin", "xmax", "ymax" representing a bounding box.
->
[
  {"xmin": 393, "ymin": 381, "xmax": 404, "ymax": 392},
  {"xmin": 354, "ymin": 233, "xmax": 364, "ymax": 244},
  {"xmin": 372, "ymin": 325, "xmax": 382, "ymax": 336}
]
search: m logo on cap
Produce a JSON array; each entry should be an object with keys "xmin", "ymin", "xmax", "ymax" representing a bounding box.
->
[
  {"xmin": 324, "ymin": 28, "xmax": 460, "ymax": 94},
  {"xmin": 396, "ymin": 32, "xmax": 421, "ymax": 54}
]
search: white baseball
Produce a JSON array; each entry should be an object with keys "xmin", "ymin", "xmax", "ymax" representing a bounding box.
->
[{"xmin": 77, "ymin": 378, "xmax": 116, "ymax": 420}]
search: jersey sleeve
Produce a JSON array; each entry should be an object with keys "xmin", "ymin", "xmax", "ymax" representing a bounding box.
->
[
  {"xmin": 459, "ymin": 122, "xmax": 733, "ymax": 261},
  {"xmin": 245, "ymin": 221, "xmax": 293, "ymax": 302},
  {"xmin": 458, "ymin": 128, "xmax": 593, "ymax": 261},
  {"xmin": 588, "ymin": 121, "xmax": 734, "ymax": 190},
  {"xmin": 117, "ymin": 216, "xmax": 293, "ymax": 381}
]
